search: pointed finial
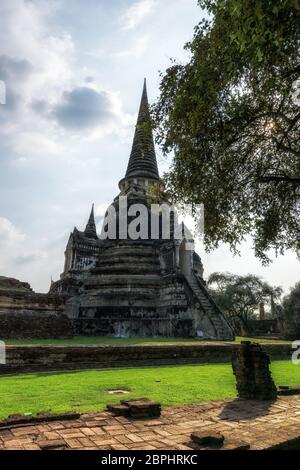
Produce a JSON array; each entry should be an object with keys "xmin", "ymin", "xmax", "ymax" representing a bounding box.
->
[
  {"xmin": 84, "ymin": 204, "xmax": 98, "ymax": 239},
  {"xmin": 123, "ymin": 79, "xmax": 159, "ymax": 181},
  {"xmin": 142, "ymin": 78, "xmax": 147, "ymax": 101}
]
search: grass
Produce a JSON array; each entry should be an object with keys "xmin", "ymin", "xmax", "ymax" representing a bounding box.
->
[
  {"xmin": 4, "ymin": 336, "xmax": 291, "ymax": 346},
  {"xmin": 0, "ymin": 360, "xmax": 298, "ymax": 420},
  {"xmin": 235, "ymin": 336, "xmax": 291, "ymax": 344}
]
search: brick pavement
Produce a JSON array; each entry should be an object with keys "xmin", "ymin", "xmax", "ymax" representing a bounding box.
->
[{"xmin": 0, "ymin": 396, "xmax": 299, "ymax": 450}]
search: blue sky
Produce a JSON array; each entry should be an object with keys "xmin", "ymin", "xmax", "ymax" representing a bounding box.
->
[{"xmin": 0, "ymin": 0, "xmax": 299, "ymax": 294}]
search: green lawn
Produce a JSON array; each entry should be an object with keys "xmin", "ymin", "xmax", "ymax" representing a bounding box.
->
[
  {"xmin": 0, "ymin": 361, "xmax": 298, "ymax": 420},
  {"xmin": 4, "ymin": 336, "xmax": 291, "ymax": 346},
  {"xmin": 236, "ymin": 336, "xmax": 291, "ymax": 344}
]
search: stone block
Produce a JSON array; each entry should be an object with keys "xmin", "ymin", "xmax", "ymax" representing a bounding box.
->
[
  {"xmin": 107, "ymin": 404, "xmax": 129, "ymax": 416},
  {"xmin": 122, "ymin": 398, "xmax": 161, "ymax": 418},
  {"xmin": 107, "ymin": 398, "xmax": 161, "ymax": 419},
  {"xmin": 278, "ymin": 385, "xmax": 300, "ymax": 396},
  {"xmin": 191, "ymin": 431, "xmax": 224, "ymax": 446},
  {"xmin": 38, "ymin": 439, "xmax": 68, "ymax": 450}
]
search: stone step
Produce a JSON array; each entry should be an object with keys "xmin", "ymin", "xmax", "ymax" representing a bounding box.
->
[
  {"xmin": 84, "ymin": 274, "xmax": 161, "ymax": 285},
  {"xmin": 84, "ymin": 275, "xmax": 161, "ymax": 287},
  {"xmin": 187, "ymin": 275, "xmax": 231, "ymax": 338},
  {"xmin": 100, "ymin": 246, "xmax": 158, "ymax": 257},
  {"xmin": 100, "ymin": 254, "xmax": 158, "ymax": 264},
  {"xmin": 97, "ymin": 257, "xmax": 160, "ymax": 268},
  {"xmin": 100, "ymin": 247, "xmax": 157, "ymax": 255},
  {"xmin": 99, "ymin": 251, "xmax": 159, "ymax": 260},
  {"xmin": 92, "ymin": 265, "xmax": 161, "ymax": 275},
  {"xmin": 83, "ymin": 289, "xmax": 158, "ymax": 299}
]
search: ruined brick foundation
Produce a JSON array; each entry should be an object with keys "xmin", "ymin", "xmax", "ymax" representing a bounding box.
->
[
  {"xmin": 0, "ymin": 276, "xmax": 73, "ymax": 339},
  {"xmin": 232, "ymin": 341, "xmax": 277, "ymax": 400}
]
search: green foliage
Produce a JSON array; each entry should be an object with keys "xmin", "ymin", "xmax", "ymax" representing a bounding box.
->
[
  {"xmin": 282, "ymin": 281, "xmax": 300, "ymax": 337},
  {"xmin": 200, "ymin": 0, "xmax": 300, "ymax": 63},
  {"xmin": 153, "ymin": 0, "xmax": 300, "ymax": 262},
  {"xmin": 208, "ymin": 271, "xmax": 282, "ymax": 332},
  {"xmin": 0, "ymin": 361, "xmax": 297, "ymax": 420}
]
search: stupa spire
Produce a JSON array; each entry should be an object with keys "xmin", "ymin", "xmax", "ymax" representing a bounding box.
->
[
  {"xmin": 84, "ymin": 204, "xmax": 97, "ymax": 239},
  {"xmin": 124, "ymin": 79, "xmax": 159, "ymax": 181}
]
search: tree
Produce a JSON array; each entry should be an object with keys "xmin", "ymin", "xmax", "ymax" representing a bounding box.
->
[
  {"xmin": 282, "ymin": 281, "xmax": 300, "ymax": 338},
  {"xmin": 208, "ymin": 272, "xmax": 282, "ymax": 333},
  {"xmin": 153, "ymin": 0, "xmax": 300, "ymax": 263}
]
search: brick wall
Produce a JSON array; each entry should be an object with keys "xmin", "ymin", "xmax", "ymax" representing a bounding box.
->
[
  {"xmin": 0, "ymin": 343, "xmax": 292, "ymax": 374},
  {"xmin": 0, "ymin": 277, "xmax": 73, "ymax": 339},
  {"xmin": 0, "ymin": 311, "xmax": 73, "ymax": 339}
]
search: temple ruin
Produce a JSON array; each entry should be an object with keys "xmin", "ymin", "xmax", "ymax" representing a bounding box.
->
[
  {"xmin": 50, "ymin": 80, "xmax": 233, "ymax": 340},
  {"xmin": 0, "ymin": 276, "xmax": 72, "ymax": 339}
]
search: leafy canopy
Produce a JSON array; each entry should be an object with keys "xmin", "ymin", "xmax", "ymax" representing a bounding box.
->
[
  {"xmin": 282, "ymin": 281, "xmax": 300, "ymax": 336},
  {"xmin": 208, "ymin": 271, "xmax": 282, "ymax": 332},
  {"xmin": 153, "ymin": 0, "xmax": 300, "ymax": 263}
]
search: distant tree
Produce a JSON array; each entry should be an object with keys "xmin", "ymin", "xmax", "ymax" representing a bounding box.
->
[
  {"xmin": 282, "ymin": 281, "xmax": 300, "ymax": 338},
  {"xmin": 208, "ymin": 272, "xmax": 282, "ymax": 333},
  {"xmin": 153, "ymin": 0, "xmax": 300, "ymax": 263}
]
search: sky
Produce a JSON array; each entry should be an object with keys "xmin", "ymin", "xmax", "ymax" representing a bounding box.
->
[{"xmin": 0, "ymin": 0, "xmax": 299, "ymax": 295}]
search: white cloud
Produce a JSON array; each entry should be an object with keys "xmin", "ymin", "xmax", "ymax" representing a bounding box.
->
[
  {"xmin": 0, "ymin": 0, "xmax": 74, "ymax": 157},
  {"xmin": 113, "ymin": 35, "xmax": 150, "ymax": 58},
  {"xmin": 119, "ymin": 0, "xmax": 157, "ymax": 30},
  {"xmin": 0, "ymin": 217, "xmax": 51, "ymax": 291},
  {"xmin": 0, "ymin": 0, "xmax": 132, "ymax": 160},
  {"xmin": 0, "ymin": 217, "xmax": 24, "ymax": 245}
]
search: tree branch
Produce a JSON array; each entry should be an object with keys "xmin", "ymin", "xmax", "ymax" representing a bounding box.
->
[{"xmin": 258, "ymin": 175, "xmax": 300, "ymax": 185}]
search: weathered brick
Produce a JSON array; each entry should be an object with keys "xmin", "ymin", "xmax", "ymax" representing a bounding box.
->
[{"xmin": 38, "ymin": 439, "xmax": 67, "ymax": 450}]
